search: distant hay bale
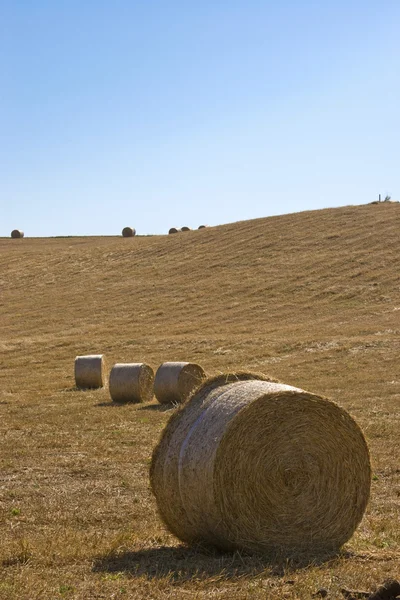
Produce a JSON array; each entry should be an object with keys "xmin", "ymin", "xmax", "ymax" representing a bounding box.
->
[
  {"xmin": 74, "ymin": 355, "xmax": 105, "ymax": 389},
  {"xmin": 198, "ymin": 225, "xmax": 208, "ymax": 229},
  {"xmin": 11, "ymin": 230, "xmax": 24, "ymax": 238},
  {"xmin": 168, "ymin": 227, "xmax": 178, "ymax": 234},
  {"xmin": 122, "ymin": 227, "xmax": 136, "ymax": 237},
  {"xmin": 154, "ymin": 362, "xmax": 206, "ymax": 404},
  {"xmin": 151, "ymin": 372, "xmax": 371, "ymax": 556},
  {"xmin": 180, "ymin": 226, "xmax": 191, "ymax": 232},
  {"xmin": 109, "ymin": 363, "xmax": 154, "ymax": 403}
]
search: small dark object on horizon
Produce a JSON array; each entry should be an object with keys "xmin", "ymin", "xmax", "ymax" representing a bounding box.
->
[
  {"xmin": 122, "ymin": 227, "xmax": 136, "ymax": 237},
  {"xmin": 11, "ymin": 229, "xmax": 24, "ymax": 238}
]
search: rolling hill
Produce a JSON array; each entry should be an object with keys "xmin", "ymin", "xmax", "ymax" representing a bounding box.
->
[{"xmin": 0, "ymin": 202, "xmax": 399, "ymax": 599}]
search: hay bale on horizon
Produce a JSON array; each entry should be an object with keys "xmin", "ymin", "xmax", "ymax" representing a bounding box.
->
[
  {"xmin": 154, "ymin": 362, "xmax": 206, "ymax": 404},
  {"xmin": 11, "ymin": 230, "xmax": 24, "ymax": 238},
  {"xmin": 198, "ymin": 225, "xmax": 208, "ymax": 229},
  {"xmin": 168, "ymin": 227, "xmax": 178, "ymax": 234},
  {"xmin": 122, "ymin": 227, "xmax": 136, "ymax": 237},
  {"xmin": 180, "ymin": 226, "xmax": 191, "ymax": 232},
  {"xmin": 151, "ymin": 372, "xmax": 371, "ymax": 556},
  {"xmin": 74, "ymin": 355, "xmax": 105, "ymax": 389},
  {"xmin": 109, "ymin": 363, "xmax": 154, "ymax": 403}
]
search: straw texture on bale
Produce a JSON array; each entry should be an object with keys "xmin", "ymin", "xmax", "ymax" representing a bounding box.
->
[
  {"xmin": 74, "ymin": 355, "xmax": 105, "ymax": 389},
  {"xmin": 151, "ymin": 372, "xmax": 371, "ymax": 556},
  {"xmin": 168, "ymin": 227, "xmax": 178, "ymax": 234},
  {"xmin": 109, "ymin": 363, "xmax": 154, "ymax": 403},
  {"xmin": 154, "ymin": 362, "xmax": 206, "ymax": 404},
  {"xmin": 122, "ymin": 227, "xmax": 136, "ymax": 237},
  {"xmin": 197, "ymin": 225, "xmax": 208, "ymax": 229},
  {"xmin": 180, "ymin": 226, "xmax": 191, "ymax": 232},
  {"xmin": 11, "ymin": 230, "xmax": 24, "ymax": 238}
]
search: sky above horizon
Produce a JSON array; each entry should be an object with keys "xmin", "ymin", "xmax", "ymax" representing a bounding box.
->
[{"xmin": 1, "ymin": 1, "xmax": 399, "ymax": 236}]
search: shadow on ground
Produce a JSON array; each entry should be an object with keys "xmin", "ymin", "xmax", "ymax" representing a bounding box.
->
[
  {"xmin": 136, "ymin": 403, "xmax": 175, "ymax": 413},
  {"xmin": 92, "ymin": 545, "xmax": 340, "ymax": 582}
]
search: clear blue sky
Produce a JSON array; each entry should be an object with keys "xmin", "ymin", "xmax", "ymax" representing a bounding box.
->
[{"xmin": 1, "ymin": 1, "xmax": 399, "ymax": 236}]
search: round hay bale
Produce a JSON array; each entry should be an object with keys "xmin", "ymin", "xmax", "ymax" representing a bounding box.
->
[
  {"xmin": 74, "ymin": 355, "xmax": 105, "ymax": 389},
  {"xmin": 151, "ymin": 372, "xmax": 371, "ymax": 556},
  {"xmin": 154, "ymin": 362, "xmax": 206, "ymax": 405},
  {"xmin": 180, "ymin": 226, "xmax": 191, "ymax": 232},
  {"xmin": 168, "ymin": 227, "xmax": 178, "ymax": 234},
  {"xmin": 109, "ymin": 363, "xmax": 154, "ymax": 403},
  {"xmin": 197, "ymin": 225, "xmax": 208, "ymax": 229},
  {"xmin": 122, "ymin": 227, "xmax": 136, "ymax": 237},
  {"xmin": 11, "ymin": 230, "xmax": 24, "ymax": 238}
]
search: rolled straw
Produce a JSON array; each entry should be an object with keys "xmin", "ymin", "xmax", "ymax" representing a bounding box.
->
[
  {"xmin": 109, "ymin": 363, "xmax": 154, "ymax": 403},
  {"xmin": 151, "ymin": 372, "xmax": 371, "ymax": 556},
  {"xmin": 122, "ymin": 227, "xmax": 136, "ymax": 237},
  {"xmin": 154, "ymin": 362, "xmax": 206, "ymax": 405},
  {"xmin": 74, "ymin": 355, "xmax": 105, "ymax": 389}
]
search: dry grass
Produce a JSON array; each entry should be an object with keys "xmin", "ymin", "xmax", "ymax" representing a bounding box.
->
[{"xmin": 0, "ymin": 203, "xmax": 399, "ymax": 599}]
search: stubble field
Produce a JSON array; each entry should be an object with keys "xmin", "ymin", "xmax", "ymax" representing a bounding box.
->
[{"xmin": 0, "ymin": 203, "xmax": 399, "ymax": 599}]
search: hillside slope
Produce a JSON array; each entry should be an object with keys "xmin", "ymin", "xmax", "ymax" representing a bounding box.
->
[
  {"xmin": 0, "ymin": 202, "xmax": 399, "ymax": 599},
  {"xmin": 1, "ymin": 202, "xmax": 399, "ymax": 391}
]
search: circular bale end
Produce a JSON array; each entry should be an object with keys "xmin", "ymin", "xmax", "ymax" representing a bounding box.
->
[
  {"xmin": 151, "ymin": 372, "xmax": 371, "ymax": 556},
  {"xmin": 168, "ymin": 227, "xmax": 178, "ymax": 234},
  {"xmin": 180, "ymin": 226, "xmax": 191, "ymax": 232},
  {"xmin": 74, "ymin": 355, "xmax": 105, "ymax": 389},
  {"xmin": 109, "ymin": 363, "xmax": 154, "ymax": 403},
  {"xmin": 122, "ymin": 227, "xmax": 136, "ymax": 238},
  {"xmin": 11, "ymin": 230, "xmax": 24, "ymax": 238},
  {"xmin": 154, "ymin": 362, "xmax": 206, "ymax": 405},
  {"xmin": 197, "ymin": 225, "xmax": 208, "ymax": 229}
]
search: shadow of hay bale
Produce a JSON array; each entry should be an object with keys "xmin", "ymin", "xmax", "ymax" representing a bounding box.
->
[{"xmin": 92, "ymin": 545, "xmax": 341, "ymax": 582}]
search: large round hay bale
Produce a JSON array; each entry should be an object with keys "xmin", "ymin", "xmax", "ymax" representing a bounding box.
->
[
  {"xmin": 180, "ymin": 226, "xmax": 191, "ymax": 232},
  {"xmin": 168, "ymin": 227, "xmax": 178, "ymax": 234},
  {"xmin": 154, "ymin": 362, "xmax": 206, "ymax": 404},
  {"xmin": 109, "ymin": 363, "xmax": 154, "ymax": 403},
  {"xmin": 11, "ymin": 230, "xmax": 24, "ymax": 238},
  {"xmin": 122, "ymin": 227, "xmax": 136, "ymax": 237},
  {"xmin": 197, "ymin": 225, "xmax": 208, "ymax": 229},
  {"xmin": 151, "ymin": 372, "xmax": 371, "ymax": 556},
  {"xmin": 74, "ymin": 355, "xmax": 105, "ymax": 389}
]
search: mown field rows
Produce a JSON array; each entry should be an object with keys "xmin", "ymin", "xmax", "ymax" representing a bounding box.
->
[{"xmin": 0, "ymin": 203, "xmax": 399, "ymax": 599}]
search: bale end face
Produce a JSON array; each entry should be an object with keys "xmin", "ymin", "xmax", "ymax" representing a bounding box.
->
[
  {"xmin": 168, "ymin": 227, "xmax": 178, "ymax": 234},
  {"xmin": 180, "ymin": 226, "xmax": 191, "ymax": 232},
  {"xmin": 11, "ymin": 230, "xmax": 24, "ymax": 238},
  {"xmin": 198, "ymin": 225, "xmax": 208, "ymax": 229}
]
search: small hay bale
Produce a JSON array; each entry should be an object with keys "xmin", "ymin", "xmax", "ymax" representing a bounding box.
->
[
  {"xmin": 180, "ymin": 226, "xmax": 191, "ymax": 232},
  {"xmin": 151, "ymin": 372, "xmax": 371, "ymax": 556},
  {"xmin": 109, "ymin": 363, "xmax": 154, "ymax": 403},
  {"xmin": 11, "ymin": 230, "xmax": 24, "ymax": 238},
  {"xmin": 154, "ymin": 362, "xmax": 206, "ymax": 404},
  {"xmin": 198, "ymin": 225, "xmax": 208, "ymax": 229},
  {"xmin": 122, "ymin": 227, "xmax": 136, "ymax": 237},
  {"xmin": 74, "ymin": 355, "xmax": 105, "ymax": 389},
  {"xmin": 168, "ymin": 227, "xmax": 178, "ymax": 234}
]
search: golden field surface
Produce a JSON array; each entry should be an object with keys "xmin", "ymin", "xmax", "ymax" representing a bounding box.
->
[{"xmin": 0, "ymin": 203, "xmax": 399, "ymax": 599}]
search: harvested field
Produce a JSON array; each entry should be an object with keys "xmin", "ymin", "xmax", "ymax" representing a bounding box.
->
[{"xmin": 0, "ymin": 203, "xmax": 399, "ymax": 599}]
